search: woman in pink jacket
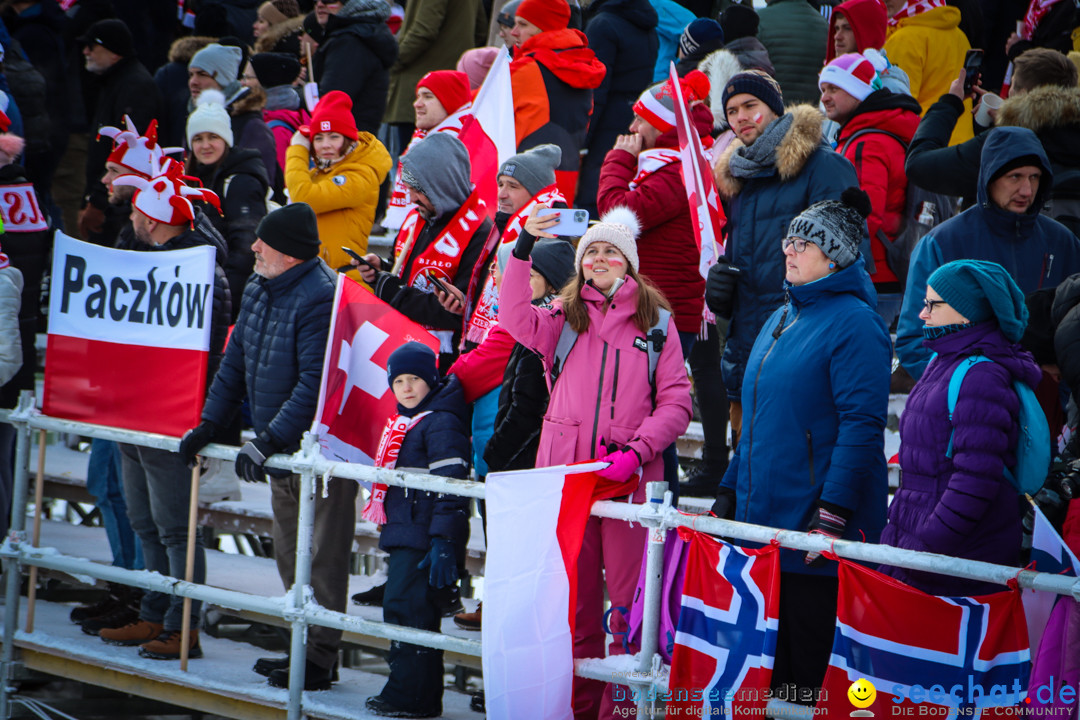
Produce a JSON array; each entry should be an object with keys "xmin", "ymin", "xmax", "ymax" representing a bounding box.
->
[{"xmin": 499, "ymin": 205, "xmax": 693, "ymax": 718}]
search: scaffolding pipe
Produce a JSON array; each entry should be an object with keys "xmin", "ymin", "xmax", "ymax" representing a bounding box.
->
[
  {"xmin": 635, "ymin": 482, "xmax": 670, "ymax": 719},
  {"xmin": 286, "ymin": 440, "xmax": 318, "ymax": 720}
]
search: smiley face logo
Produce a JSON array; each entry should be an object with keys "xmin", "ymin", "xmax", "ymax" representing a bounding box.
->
[{"xmin": 848, "ymin": 678, "xmax": 877, "ymax": 709}]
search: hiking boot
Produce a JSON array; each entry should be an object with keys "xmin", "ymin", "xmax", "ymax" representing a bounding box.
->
[
  {"xmin": 267, "ymin": 659, "xmax": 334, "ymax": 691},
  {"xmin": 351, "ymin": 582, "xmax": 385, "ymax": 607},
  {"xmin": 79, "ymin": 605, "xmax": 140, "ymax": 636},
  {"xmin": 365, "ymin": 695, "xmax": 440, "ymax": 718},
  {"xmin": 255, "ymin": 656, "xmax": 338, "ymax": 681},
  {"xmin": 453, "ymin": 602, "xmax": 482, "ymax": 631},
  {"xmin": 71, "ymin": 583, "xmax": 142, "ymax": 624},
  {"xmin": 138, "ymin": 630, "xmax": 203, "ymax": 660},
  {"xmin": 99, "ymin": 619, "xmax": 164, "ymax": 646}
]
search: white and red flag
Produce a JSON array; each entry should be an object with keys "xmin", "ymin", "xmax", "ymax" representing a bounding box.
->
[
  {"xmin": 482, "ymin": 462, "xmax": 632, "ymax": 719},
  {"xmin": 44, "ymin": 232, "xmax": 216, "ymax": 436},
  {"xmin": 458, "ymin": 48, "xmax": 516, "ymax": 218},
  {"xmin": 312, "ymin": 276, "xmax": 439, "ymax": 465}
]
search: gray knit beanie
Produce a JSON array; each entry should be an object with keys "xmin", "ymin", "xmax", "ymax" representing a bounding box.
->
[
  {"xmin": 499, "ymin": 144, "xmax": 562, "ymax": 197},
  {"xmin": 785, "ymin": 188, "xmax": 870, "ymax": 270},
  {"xmin": 190, "ymin": 43, "xmax": 243, "ymax": 84}
]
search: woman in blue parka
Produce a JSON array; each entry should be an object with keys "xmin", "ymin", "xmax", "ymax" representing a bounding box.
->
[{"xmin": 711, "ymin": 188, "xmax": 891, "ymax": 699}]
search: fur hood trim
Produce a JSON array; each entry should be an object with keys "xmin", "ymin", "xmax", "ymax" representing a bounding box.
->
[
  {"xmin": 996, "ymin": 85, "xmax": 1080, "ymax": 135},
  {"xmin": 713, "ymin": 104, "xmax": 826, "ymax": 197},
  {"xmin": 168, "ymin": 36, "xmax": 217, "ymax": 65},
  {"xmin": 254, "ymin": 16, "xmax": 305, "ymax": 53},
  {"xmin": 699, "ymin": 49, "xmax": 744, "ymax": 130}
]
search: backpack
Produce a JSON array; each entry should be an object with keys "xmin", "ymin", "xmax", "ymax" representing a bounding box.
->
[
  {"xmin": 840, "ymin": 128, "xmax": 956, "ymax": 287},
  {"xmin": 550, "ymin": 308, "xmax": 671, "ymax": 403},
  {"xmin": 943, "ymin": 355, "xmax": 1051, "ymax": 496}
]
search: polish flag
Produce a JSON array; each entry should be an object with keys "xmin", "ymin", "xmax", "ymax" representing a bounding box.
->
[
  {"xmin": 483, "ymin": 463, "xmax": 634, "ymax": 718},
  {"xmin": 43, "ymin": 232, "xmax": 216, "ymax": 436},
  {"xmin": 458, "ymin": 48, "xmax": 516, "ymax": 218},
  {"xmin": 311, "ymin": 275, "xmax": 439, "ymax": 464}
]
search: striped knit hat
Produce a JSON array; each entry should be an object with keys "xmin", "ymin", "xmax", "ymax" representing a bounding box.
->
[
  {"xmin": 632, "ymin": 71, "xmax": 711, "ymax": 134},
  {"xmin": 819, "ymin": 52, "xmax": 882, "ymax": 101}
]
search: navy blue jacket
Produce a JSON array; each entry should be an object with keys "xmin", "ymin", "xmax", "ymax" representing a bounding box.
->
[
  {"xmin": 201, "ymin": 257, "xmax": 335, "ymax": 473},
  {"xmin": 897, "ymin": 127, "xmax": 1080, "ymax": 378},
  {"xmin": 720, "ymin": 262, "xmax": 891, "ymax": 575},
  {"xmin": 380, "ymin": 376, "xmax": 471, "ymax": 552}
]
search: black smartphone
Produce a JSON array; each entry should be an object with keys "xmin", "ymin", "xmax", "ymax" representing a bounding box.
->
[
  {"xmin": 425, "ymin": 269, "xmax": 452, "ymax": 295},
  {"xmin": 962, "ymin": 49, "xmax": 983, "ymax": 95},
  {"xmin": 341, "ymin": 246, "xmax": 375, "ymax": 269}
]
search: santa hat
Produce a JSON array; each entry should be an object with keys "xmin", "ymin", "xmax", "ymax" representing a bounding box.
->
[
  {"xmin": 516, "ymin": 0, "xmax": 570, "ymax": 32},
  {"xmin": 114, "ymin": 155, "xmax": 220, "ymax": 226},
  {"xmin": 100, "ymin": 115, "xmax": 184, "ymax": 179},
  {"xmin": 632, "ymin": 71, "xmax": 711, "ymax": 134},
  {"xmin": 302, "ymin": 90, "xmax": 358, "ymax": 141},
  {"xmin": 416, "ymin": 70, "xmax": 471, "ymax": 116},
  {"xmin": 819, "ymin": 52, "xmax": 882, "ymax": 102}
]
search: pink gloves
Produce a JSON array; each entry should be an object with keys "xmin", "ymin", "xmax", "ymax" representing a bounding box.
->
[{"xmin": 597, "ymin": 448, "xmax": 641, "ymax": 483}]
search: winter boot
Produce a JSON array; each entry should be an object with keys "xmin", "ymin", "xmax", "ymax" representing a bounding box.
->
[
  {"xmin": 351, "ymin": 582, "xmax": 385, "ymax": 607},
  {"xmin": 267, "ymin": 659, "xmax": 334, "ymax": 691},
  {"xmin": 79, "ymin": 604, "xmax": 140, "ymax": 636},
  {"xmin": 70, "ymin": 583, "xmax": 127, "ymax": 623},
  {"xmin": 138, "ymin": 629, "xmax": 203, "ymax": 660},
  {"xmin": 364, "ymin": 695, "xmax": 440, "ymax": 718},
  {"xmin": 99, "ymin": 619, "xmax": 164, "ymax": 646},
  {"xmin": 453, "ymin": 602, "xmax": 482, "ymax": 631}
]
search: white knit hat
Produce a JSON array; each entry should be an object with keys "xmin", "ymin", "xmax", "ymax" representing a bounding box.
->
[
  {"xmin": 186, "ymin": 89, "xmax": 233, "ymax": 148},
  {"xmin": 574, "ymin": 207, "xmax": 641, "ymax": 273}
]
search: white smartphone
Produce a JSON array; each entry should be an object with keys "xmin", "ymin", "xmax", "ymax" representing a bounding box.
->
[{"xmin": 537, "ymin": 207, "xmax": 590, "ymax": 237}]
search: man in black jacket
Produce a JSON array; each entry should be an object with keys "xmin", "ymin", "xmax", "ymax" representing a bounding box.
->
[
  {"xmin": 77, "ymin": 19, "xmax": 161, "ymax": 246},
  {"xmin": 179, "ymin": 203, "xmax": 345, "ymax": 691}
]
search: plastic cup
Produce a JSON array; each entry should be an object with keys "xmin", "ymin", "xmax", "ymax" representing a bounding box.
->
[{"xmin": 975, "ymin": 92, "xmax": 1003, "ymax": 126}]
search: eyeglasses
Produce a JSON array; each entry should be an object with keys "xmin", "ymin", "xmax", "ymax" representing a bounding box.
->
[
  {"xmin": 923, "ymin": 298, "xmax": 947, "ymax": 313},
  {"xmin": 781, "ymin": 237, "xmax": 811, "ymax": 253}
]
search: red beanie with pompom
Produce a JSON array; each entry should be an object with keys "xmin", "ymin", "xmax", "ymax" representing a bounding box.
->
[{"xmin": 305, "ymin": 90, "xmax": 358, "ymax": 141}]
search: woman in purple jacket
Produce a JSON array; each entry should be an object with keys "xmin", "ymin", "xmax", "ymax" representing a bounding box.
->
[{"xmin": 880, "ymin": 260, "xmax": 1040, "ymax": 596}]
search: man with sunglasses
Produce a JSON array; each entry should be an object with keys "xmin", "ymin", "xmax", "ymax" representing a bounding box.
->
[{"xmin": 895, "ymin": 127, "xmax": 1080, "ymax": 379}]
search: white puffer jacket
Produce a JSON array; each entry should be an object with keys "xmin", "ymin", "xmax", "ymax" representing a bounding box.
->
[{"xmin": 0, "ymin": 264, "xmax": 23, "ymax": 387}]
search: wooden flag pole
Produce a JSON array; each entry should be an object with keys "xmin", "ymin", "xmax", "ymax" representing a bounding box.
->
[{"xmin": 180, "ymin": 462, "xmax": 200, "ymax": 671}]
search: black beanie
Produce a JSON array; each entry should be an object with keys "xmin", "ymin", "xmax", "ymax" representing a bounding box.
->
[
  {"xmin": 531, "ymin": 239, "xmax": 576, "ymax": 291},
  {"xmin": 256, "ymin": 203, "xmax": 320, "ymax": 260},
  {"xmin": 721, "ymin": 5, "xmax": 760, "ymax": 41},
  {"xmin": 251, "ymin": 52, "xmax": 302, "ymax": 88},
  {"xmin": 989, "ymin": 154, "xmax": 1044, "ymax": 185},
  {"xmin": 387, "ymin": 342, "xmax": 440, "ymax": 391}
]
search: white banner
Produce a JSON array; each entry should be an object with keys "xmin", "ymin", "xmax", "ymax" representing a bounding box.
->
[
  {"xmin": 48, "ymin": 232, "xmax": 216, "ymax": 351},
  {"xmin": 0, "ymin": 183, "xmax": 48, "ymax": 232}
]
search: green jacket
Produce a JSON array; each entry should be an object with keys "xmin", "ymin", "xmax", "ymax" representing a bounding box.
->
[{"xmin": 757, "ymin": 0, "xmax": 828, "ymax": 107}]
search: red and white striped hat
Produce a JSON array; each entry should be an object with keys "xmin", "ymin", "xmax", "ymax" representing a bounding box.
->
[
  {"xmin": 99, "ymin": 115, "xmax": 183, "ymax": 179},
  {"xmin": 114, "ymin": 155, "xmax": 220, "ymax": 226},
  {"xmin": 631, "ymin": 71, "xmax": 711, "ymax": 135}
]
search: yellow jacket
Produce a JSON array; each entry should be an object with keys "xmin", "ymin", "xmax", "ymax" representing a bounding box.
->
[
  {"xmin": 285, "ymin": 134, "xmax": 391, "ymax": 282},
  {"xmin": 885, "ymin": 6, "xmax": 973, "ymax": 145}
]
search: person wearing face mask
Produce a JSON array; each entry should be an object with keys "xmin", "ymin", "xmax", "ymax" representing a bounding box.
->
[
  {"xmin": 499, "ymin": 205, "xmax": 693, "ymax": 718},
  {"xmin": 711, "ymin": 188, "xmax": 891, "ymax": 703},
  {"xmin": 285, "ymin": 90, "xmax": 390, "ymax": 284}
]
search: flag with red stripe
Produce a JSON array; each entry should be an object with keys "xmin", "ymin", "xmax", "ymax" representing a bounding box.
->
[
  {"xmin": 458, "ymin": 49, "xmax": 516, "ymax": 219},
  {"xmin": 44, "ymin": 232, "xmax": 215, "ymax": 436}
]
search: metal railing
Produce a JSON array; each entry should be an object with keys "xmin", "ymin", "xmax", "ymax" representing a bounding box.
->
[{"xmin": 2, "ymin": 394, "xmax": 1078, "ymax": 720}]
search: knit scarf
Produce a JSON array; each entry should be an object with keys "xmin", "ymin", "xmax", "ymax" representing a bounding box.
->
[
  {"xmin": 360, "ymin": 411, "xmax": 432, "ymax": 524},
  {"xmin": 0, "ymin": 251, "xmax": 8, "ymax": 270},
  {"xmin": 728, "ymin": 112, "xmax": 794, "ymax": 180},
  {"xmin": 923, "ymin": 322, "xmax": 973, "ymax": 340},
  {"xmin": 264, "ymin": 85, "xmax": 300, "ymax": 112},
  {"xmin": 314, "ymin": 140, "xmax": 358, "ymax": 171},
  {"xmin": 629, "ymin": 148, "xmax": 681, "ymax": 190},
  {"xmin": 888, "ymin": 0, "xmax": 946, "ymax": 26},
  {"xmin": 1022, "ymin": 0, "xmax": 1063, "ymax": 39}
]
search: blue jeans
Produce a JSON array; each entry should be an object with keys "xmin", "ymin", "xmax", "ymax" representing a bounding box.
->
[
  {"xmin": 86, "ymin": 439, "xmax": 143, "ymax": 570},
  {"xmin": 119, "ymin": 443, "xmax": 204, "ymax": 630}
]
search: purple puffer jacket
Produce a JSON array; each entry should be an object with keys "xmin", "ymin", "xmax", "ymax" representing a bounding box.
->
[{"xmin": 880, "ymin": 323, "xmax": 1040, "ymax": 596}]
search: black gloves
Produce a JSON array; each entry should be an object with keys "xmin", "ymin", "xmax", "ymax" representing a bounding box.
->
[
  {"xmin": 418, "ymin": 537, "xmax": 458, "ymax": 588},
  {"xmin": 513, "ymin": 229, "xmax": 537, "ymax": 260},
  {"xmin": 706, "ymin": 258, "xmax": 740, "ymax": 319},
  {"xmin": 178, "ymin": 420, "xmax": 218, "ymax": 466},
  {"xmin": 711, "ymin": 486, "xmax": 736, "ymax": 520},
  {"xmin": 235, "ymin": 434, "xmax": 279, "ymax": 484},
  {"xmin": 805, "ymin": 504, "xmax": 849, "ymax": 567}
]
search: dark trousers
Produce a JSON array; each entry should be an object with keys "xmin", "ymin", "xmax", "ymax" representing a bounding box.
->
[
  {"xmin": 378, "ymin": 547, "xmax": 444, "ymax": 715},
  {"xmin": 771, "ymin": 571, "xmax": 839, "ymax": 704},
  {"xmin": 688, "ymin": 325, "xmax": 729, "ymax": 475},
  {"xmin": 270, "ymin": 474, "xmax": 357, "ymax": 670}
]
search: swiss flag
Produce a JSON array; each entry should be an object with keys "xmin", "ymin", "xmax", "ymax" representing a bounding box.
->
[{"xmin": 311, "ymin": 276, "xmax": 439, "ymax": 464}]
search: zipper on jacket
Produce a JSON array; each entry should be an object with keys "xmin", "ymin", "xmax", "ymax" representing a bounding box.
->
[
  {"xmin": 590, "ymin": 344, "xmax": 609, "ymax": 453},
  {"xmin": 806, "ymin": 430, "xmax": 815, "ymax": 486},
  {"xmin": 610, "ymin": 349, "xmax": 621, "ymax": 420}
]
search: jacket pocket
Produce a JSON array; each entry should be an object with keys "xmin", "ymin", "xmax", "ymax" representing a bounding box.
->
[
  {"xmin": 538, "ymin": 415, "xmax": 581, "ymax": 466},
  {"xmin": 806, "ymin": 430, "xmax": 816, "ymax": 487}
]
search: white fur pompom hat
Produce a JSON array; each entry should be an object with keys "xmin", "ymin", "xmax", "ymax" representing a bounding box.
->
[{"xmin": 574, "ymin": 206, "xmax": 641, "ymax": 273}]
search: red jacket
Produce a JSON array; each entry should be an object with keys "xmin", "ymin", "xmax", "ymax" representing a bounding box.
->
[
  {"xmin": 836, "ymin": 90, "xmax": 922, "ymax": 288},
  {"xmin": 596, "ymin": 103, "xmax": 713, "ymax": 333}
]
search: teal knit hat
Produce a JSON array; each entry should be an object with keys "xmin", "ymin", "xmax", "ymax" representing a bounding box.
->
[{"xmin": 927, "ymin": 260, "xmax": 1029, "ymax": 341}]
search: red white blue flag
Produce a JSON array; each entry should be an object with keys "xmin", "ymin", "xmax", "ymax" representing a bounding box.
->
[
  {"xmin": 667, "ymin": 529, "xmax": 780, "ymax": 716},
  {"xmin": 817, "ymin": 558, "xmax": 1030, "ymax": 719}
]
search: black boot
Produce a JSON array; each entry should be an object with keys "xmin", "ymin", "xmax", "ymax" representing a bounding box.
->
[
  {"xmin": 256, "ymin": 656, "xmax": 338, "ymax": 681},
  {"xmin": 267, "ymin": 659, "xmax": 334, "ymax": 691},
  {"xmin": 70, "ymin": 582, "xmax": 135, "ymax": 624},
  {"xmin": 351, "ymin": 582, "xmax": 385, "ymax": 606}
]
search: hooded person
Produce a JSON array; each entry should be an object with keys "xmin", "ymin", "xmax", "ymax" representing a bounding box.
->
[
  {"xmin": 896, "ymin": 127, "xmax": 1080, "ymax": 378},
  {"xmin": 707, "ymin": 70, "xmax": 861, "ymax": 444},
  {"xmin": 509, "ymin": 0, "xmax": 607, "ymax": 201},
  {"xmin": 712, "ymin": 188, "xmax": 890, "ymax": 697},
  {"xmin": 717, "ymin": 4, "xmax": 775, "ymax": 77},
  {"xmin": 881, "ymin": 259, "xmax": 1040, "ymax": 596},
  {"xmin": 824, "ymin": 0, "xmax": 910, "ymax": 93},
  {"xmin": 284, "ymin": 89, "xmax": 391, "ymax": 283},
  {"xmin": 359, "ymin": 133, "xmax": 493, "ymax": 366},
  {"xmin": 756, "ymin": 0, "xmax": 829, "ymax": 106}
]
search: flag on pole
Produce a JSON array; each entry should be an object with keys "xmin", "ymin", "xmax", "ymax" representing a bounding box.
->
[
  {"xmin": 311, "ymin": 276, "xmax": 439, "ymax": 464},
  {"xmin": 482, "ymin": 462, "xmax": 633, "ymax": 719},
  {"xmin": 817, "ymin": 558, "xmax": 1030, "ymax": 720},
  {"xmin": 44, "ymin": 232, "xmax": 216, "ymax": 436},
  {"xmin": 1022, "ymin": 500, "xmax": 1078, "ymax": 659},
  {"xmin": 669, "ymin": 62, "xmax": 726, "ymax": 280},
  {"xmin": 459, "ymin": 48, "xmax": 516, "ymax": 218},
  {"xmin": 667, "ymin": 529, "xmax": 780, "ymax": 716}
]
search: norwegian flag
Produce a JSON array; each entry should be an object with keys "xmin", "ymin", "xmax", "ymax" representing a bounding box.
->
[
  {"xmin": 311, "ymin": 276, "xmax": 439, "ymax": 464},
  {"xmin": 668, "ymin": 529, "xmax": 780, "ymax": 717},
  {"xmin": 669, "ymin": 62, "xmax": 726, "ymax": 281},
  {"xmin": 817, "ymin": 558, "xmax": 1030, "ymax": 720}
]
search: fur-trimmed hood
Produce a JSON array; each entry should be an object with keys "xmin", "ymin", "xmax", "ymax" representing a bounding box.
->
[
  {"xmin": 699, "ymin": 50, "xmax": 744, "ymax": 130},
  {"xmin": 713, "ymin": 104, "xmax": 826, "ymax": 197},
  {"xmin": 168, "ymin": 36, "xmax": 217, "ymax": 65},
  {"xmin": 996, "ymin": 85, "xmax": 1080, "ymax": 135},
  {"xmin": 254, "ymin": 15, "xmax": 305, "ymax": 54}
]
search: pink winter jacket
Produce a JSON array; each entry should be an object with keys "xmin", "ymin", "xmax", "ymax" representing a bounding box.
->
[{"xmin": 499, "ymin": 255, "xmax": 693, "ymax": 489}]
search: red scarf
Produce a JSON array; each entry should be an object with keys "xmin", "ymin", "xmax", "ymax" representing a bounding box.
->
[
  {"xmin": 0, "ymin": 183, "xmax": 49, "ymax": 232},
  {"xmin": 888, "ymin": 0, "xmax": 946, "ymax": 26},
  {"xmin": 394, "ymin": 189, "xmax": 488, "ymax": 290},
  {"xmin": 1022, "ymin": 0, "xmax": 1062, "ymax": 39},
  {"xmin": 462, "ymin": 186, "xmax": 566, "ymax": 346},
  {"xmin": 384, "ymin": 111, "xmax": 470, "ymax": 231},
  {"xmin": 629, "ymin": 148, "xmax": 681, "ymax": 190},
  {"xmin": 361, "ymin": 410, "xmax": 432, "ymax": 525}
]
